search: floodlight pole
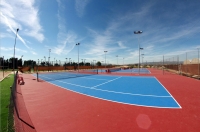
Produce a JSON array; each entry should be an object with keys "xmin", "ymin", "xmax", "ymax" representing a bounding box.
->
[
  {"xmin": 2, "ymin": 56, "xmax": 4, "ymax": 77},
  {"xmin": 141, "ymin": 54, "xmax": 144, "ymax": 69},
  {"xmin": 65, "ymin": 58, "xmax": 68, "ymax": 66},
  {"xmin": 13, "ymin": 28, "xmax": 19, "ymax": 74},
  {"xmin": 198, "ymin": 48, "xmax": 199, "ymax": 79},
  {"xmin": 93, "ymin": 60, "xmax": 96, "ymax": 69},
  {"xmin": 76, "ymin": 43, "xmax": 80, "ymax": 72},
  {"xmin": 69, "ymin": 58, "xmax": 71, "ymax": 66},
  {"xmin": 163, "ymin": 55, "xmax": 164, "ymax": 75},
  {"xmin": 134, "ymin": 30, "xmax": 143, "ymax": 75},
  {"xmin": 44, "ymin": 56, "xmax": 46, "ymax": 65},
  {"xmin": 21, "ymin": 55, "xmax": 23, "ymax": 66},
  {"xmin": 49, "ymin": 49, "xmax": 51, "ymax": 66},
  {"xmin": 116, "ymin": 55, "xmax": 118, "ymax": 66},
  {"xmin": 101, "ymin": 61, "xmax": 104, "ymax": 66},
  {"xmin": 104, "ymin": 51, "xmax": 107, "ymax": 68},
  {"xmin": 84, "ymin": 59, "xmax": 86, "ymax": 66}
]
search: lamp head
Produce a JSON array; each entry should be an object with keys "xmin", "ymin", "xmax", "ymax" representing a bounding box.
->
[{"xmin": 134, "ymin": 31, "xmax": 143, "ymax": 34}]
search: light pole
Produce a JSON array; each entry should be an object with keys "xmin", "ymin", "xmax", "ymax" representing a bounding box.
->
[
  {"xmin": 101, "ymin": 61, "xmax": 104, "ymax": 66},
  {"xmin": 38, "ymin": 59, "xmax": 39, "ymax": 65},
  {"xmin": 3, "ymin": 56, "xmax": 4, "ymax": 77},
  {"xmin": 13, "ymin": 28, "xmax": 19, "ymax": 73},
  {"xmin": 21, "ymin": 55, "xmax": 23, "ymax": 66},
  {"xmin": 76, "ymin": 43, "xmax": 80, "ymax": 72},
  {"xmin": 69, "ymin": 58, "xmax": 71, "ymax": 66},
  {"xmin": 116, "ymin": 55, "xmax": 118, "ymax": 66},
  {"xmin": 123, "ymin": 58, "xmax": 124, "ymax": 65},
  {"xmin": 198, "ymin": 48, "xmax": 199, "ymax": 79},
  {"xmin": 104, "ymin": 51, "xmax": 108, "ymax": 68},
  {"xmin": 49, "ymin": 49, "xmax": 51, "ymax": 66},
  {"xmin": 134, "ymin": 30, "xmax": 143, "ymax": 74},
  {"xmin": 81, "ymin": 59, "xmax": 83, "ymax": 66},
  {"xmin": 65, "ymin": 58, "xmax": 68, "ymax": 66},
  {"xmin": 84, "ymin": 59, "xmax": 86, "ymax": 66},
  {"xmin": 141, "ymin": 54, "xmax": 144, "ymax": 68},
  {"xmin": 44, "ymin": 56, "xmax": 46, "ymax": 65},
  {"xmin": 48, "ymin": 57, "xmax": 50, "ymax": 65},
  {"xmin": 93, "ymin": 60, "xmax": 96, "ymax": 68}
]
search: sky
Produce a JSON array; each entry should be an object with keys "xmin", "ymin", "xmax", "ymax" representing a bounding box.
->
[{"xmin": 1, "ymin": 0, "xmax": 200, "ymax": 65}]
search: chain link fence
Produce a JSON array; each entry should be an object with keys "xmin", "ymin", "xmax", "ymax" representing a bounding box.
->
[
  {"xmin": 155, "ymin": 49, "xmax": 200, "ymax": 79},
  {"xmin": 6, "ymin": 71, "xmax": 36, "ymax": 132}
]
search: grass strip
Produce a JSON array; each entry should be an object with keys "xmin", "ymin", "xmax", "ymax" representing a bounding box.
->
[{"xmin": 0, "ymin": 74, "xmax": 14, "ymax": 132}]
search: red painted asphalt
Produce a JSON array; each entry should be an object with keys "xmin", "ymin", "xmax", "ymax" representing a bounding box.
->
[{"xmin": 18, "ymin": 69, "xmax": 200, "ymax": 132}]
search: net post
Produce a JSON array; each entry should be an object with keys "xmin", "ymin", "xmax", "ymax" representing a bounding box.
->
[{"xmin": 37, "ymin": 72, "xmax": 38, "ymax": 82}]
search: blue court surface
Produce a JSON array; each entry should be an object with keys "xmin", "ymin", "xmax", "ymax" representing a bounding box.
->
[
  {"xmin": 36, "ymin": 72, "xmax": 181, "ymax": 108},
  {"xmin": 98, "ymin": 68, "xmax": 151, "ymax": 74},
  {"xmin": 116, "ymin": 68, "xmax": 151, "ymax": 74}
]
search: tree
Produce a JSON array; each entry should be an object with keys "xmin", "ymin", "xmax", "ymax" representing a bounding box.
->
[{"xmin": 97, "ymin": 61, "xmax": 101, "ymax": 66}]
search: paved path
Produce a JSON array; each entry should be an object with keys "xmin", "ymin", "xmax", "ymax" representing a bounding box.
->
[{"xmin": 0, "ymin": 71, "xmax": 13, "ymax": 82}]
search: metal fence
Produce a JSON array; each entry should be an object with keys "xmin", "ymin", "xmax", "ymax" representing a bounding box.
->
[
  {"xmin": 7, "ymin": 71, "xmax": 36, "ymax": 132},
  {"xmin": 155, "ymin": 49, "xmax": 200, "ymax": 79}
]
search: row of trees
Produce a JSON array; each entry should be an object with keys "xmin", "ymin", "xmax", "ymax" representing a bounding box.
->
[
  {"xmin": 39, "ymin": 61, "xmax": 103, "ymax": 67},
  {"xmin": 0, "ymin": 57, "xmax": 37, "ymax": 69},
  {"xmin": 0, "ymin": 57, "xmax": 105, "ymax": 69}
]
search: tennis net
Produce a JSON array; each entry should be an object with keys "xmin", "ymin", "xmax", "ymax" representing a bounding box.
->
[
  {"xmin": 36, "ymin": 69, "xmax": 98, "ymax": 81},
  {"xmin": 108, "ymin": 68, "xmax": 121, "ymax": 72}
]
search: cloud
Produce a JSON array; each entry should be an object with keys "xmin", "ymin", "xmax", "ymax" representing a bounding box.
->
[
  {"xmin": 52, "ymin": 0, "xmax": 78, "ymax": 55},
  {"xmin": 0, "ymin": 12, "xmax": 35, "ymax": 52},
  {"xmin": 1, "ymin": 47, "xmax": 28, "ymax": 53},
  {"xmin": 31, "ymin": 51, "xmax": 37, "ymax": 55},
  {"xmin": 118, "ymin": 41, "xmax": 127, "ymax": 49},
  {"xmin": 75, "ymin": 0, "xmax": 90, "ymax": 17},
  {"xmin": 0, "ymin": 0, "xmax": 44, "ymax": 42}
]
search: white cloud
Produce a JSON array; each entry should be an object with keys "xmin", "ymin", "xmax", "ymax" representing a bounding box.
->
[
  {"xmin": 75, "ymin": 0, "xmax": 90, "ymax": 17},
  {"xmin": 118, "ymin": 41, "xmax": 127, "ymax": 49},
  {"xmin": 1, "ymin": 47, "xmax": 27, "ymax": 53},
  {"xmin": 0, "ymin": 0, "xmax": 44, "ymax": 42},
  {"xmin": 31, "ymin": 51, "xmax": 37, "ymax": 55},
  {"xmin": 52, "ymin": 0, "xmax": 78, "ymax": 55}
]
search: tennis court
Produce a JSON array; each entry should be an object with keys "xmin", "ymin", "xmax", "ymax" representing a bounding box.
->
[
  {"xmin": 36, "ymin": 72, "xmax": 180, "ymax": 108},
  {"xmin": 116, "ymin": 68, "xmax": 151, "ymax": 74},
  {"xmin": 14, "ymin": 68, "xmax": 200, "ymax": 132},
  {"xmin": 98, "ymin": 68, "xmax": 151, "ymax": 74}
]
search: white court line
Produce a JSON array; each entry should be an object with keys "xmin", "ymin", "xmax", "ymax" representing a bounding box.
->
[
  {"xmin": 92, "ymin": 76, "xmax": 122, "ymax": 88},
  {"xmin": 39, "ymin": 75, "xmax": 172, "ymax": 98},
  {"xmin": 46, "ymin": 82, "xmax": 180, "ymax": 109},
  {"xmin": 154, "ymin": 77, "xmax": 182, "ymax": 108}
]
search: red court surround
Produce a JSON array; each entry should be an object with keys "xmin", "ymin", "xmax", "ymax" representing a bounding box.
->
[{"xmin": 18, "ymin": 69, "xmax": 200, "ymax": 132}]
